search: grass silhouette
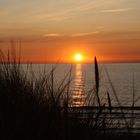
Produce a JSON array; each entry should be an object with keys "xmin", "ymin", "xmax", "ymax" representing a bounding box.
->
[{"xmin": 0, "ymin": 49, "xmax": 140, "ymax": 140}]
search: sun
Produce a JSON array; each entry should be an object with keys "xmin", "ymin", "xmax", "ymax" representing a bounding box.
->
[{"xmin": 74, "ymin": 54, "xmax": 83, "ymax": 62}]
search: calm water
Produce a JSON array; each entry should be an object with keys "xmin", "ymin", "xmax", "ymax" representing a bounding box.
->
[{"xmin": 25, "ymin": 63, "xmax": 140, "ymax": 107}]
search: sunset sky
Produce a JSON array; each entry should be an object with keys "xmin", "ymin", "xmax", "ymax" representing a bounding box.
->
[{"xmin": 0, "ymin": 0, "xmax": 140, "ymax": 63}]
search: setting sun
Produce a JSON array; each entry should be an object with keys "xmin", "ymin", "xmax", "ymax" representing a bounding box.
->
[{"xmin": 75, "ymin": 54, "xmax": 83, "ymax": 62}]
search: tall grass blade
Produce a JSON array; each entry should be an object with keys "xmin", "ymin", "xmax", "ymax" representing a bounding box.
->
[
  {"xmin": 107, "ymin": 92, "xmax": 112, "ymax": 113},
  {"xmin": 94, "ymin": 57, "xmax": 100, "ymax": 107},
  {"xmin": 132, "ymin": 70, "xmax": 135, "ymax": 107},
  {"xmin": 104, "ymin": 65, "xmax": 130, "ymax": 132},
  {"xmin": 130, "ymin": 70, "xmax": 135, "ymax": 128}
]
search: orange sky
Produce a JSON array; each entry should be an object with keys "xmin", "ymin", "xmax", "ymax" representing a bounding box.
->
[
  {"xmin": 1, "ymin": 32, "xmax": 140, "ymax": 63},
  {"xmin": 0, "ymin": 0, "xmax": 140, "ymax": 63}
]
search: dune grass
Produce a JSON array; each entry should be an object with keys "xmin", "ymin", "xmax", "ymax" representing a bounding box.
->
[{"xmin": 0, "ymin": 49, "xmax": 139, "ymax": 140}]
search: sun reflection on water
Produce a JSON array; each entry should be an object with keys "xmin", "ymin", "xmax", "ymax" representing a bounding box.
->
[{"xmin": 71, "ymin": 64, "xmax": 86, "ymax": 107}]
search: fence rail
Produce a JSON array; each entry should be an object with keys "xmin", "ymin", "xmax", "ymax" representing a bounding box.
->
[{"xmin": 68, "ymin": 106, "xmax": 140, "ymax": 133}]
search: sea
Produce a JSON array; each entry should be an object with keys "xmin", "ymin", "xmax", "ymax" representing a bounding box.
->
[{"xmin": 27, "ymin": 63, "xmax": 140, "ymax": 107}]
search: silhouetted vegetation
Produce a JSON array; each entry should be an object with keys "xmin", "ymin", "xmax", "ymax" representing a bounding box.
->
[{"xmin": 0, "ymin": 49, "xmax": 140, "ymax": 140}]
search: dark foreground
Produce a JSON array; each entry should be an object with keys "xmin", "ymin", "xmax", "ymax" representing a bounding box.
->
[{"xmin": 0, "ymin": 52, "xmax": 140, "ymax": 140}]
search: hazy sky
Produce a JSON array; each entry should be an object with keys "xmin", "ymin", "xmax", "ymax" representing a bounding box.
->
[{"xmin": 0, "ymin": 0, "xmax": 140, "ymax": 63}]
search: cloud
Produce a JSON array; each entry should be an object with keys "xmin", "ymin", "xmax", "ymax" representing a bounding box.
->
[
  {"xmin": 29, "ymin": 1, "xmax": 135, "ymax": 22},
  {"xmin": 44, "ymin": 33, "xmax": 64, "ymax": 37},
  {"xmin": 71, "ymin": 31, "xmax": 99, "ymax": 37},
  {"xmin": 1, "ymin": 1, "xmax": 135, "ymax": 23},
  {"xmin": 23, "ymin": 1, "xmax": 104, "ymax": 22},
  {"xmin": 43, "ymin": 31, "xmax": 100, "ymax": 38},
  {"xmin": 101, "ymin": 8, "xmax": 134, "ymax": 13}
]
